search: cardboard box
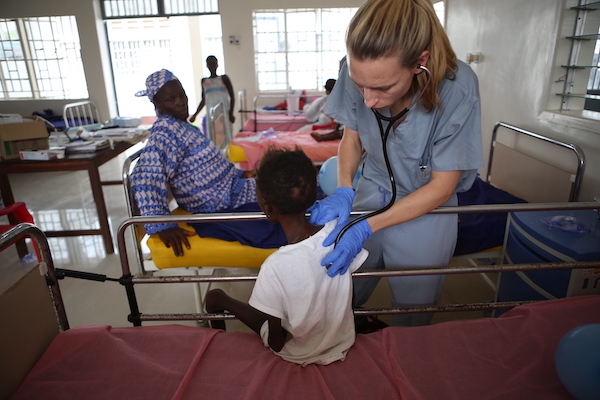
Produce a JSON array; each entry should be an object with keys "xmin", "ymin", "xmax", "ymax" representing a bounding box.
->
[{"xmin": 0, "ymin": 119, "xmax": 49, "ymax": 160}]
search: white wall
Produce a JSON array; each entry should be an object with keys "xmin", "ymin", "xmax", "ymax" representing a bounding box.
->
[{"xmin": 446, "ymin": 0, "xmax": 600, "ymax": 201}]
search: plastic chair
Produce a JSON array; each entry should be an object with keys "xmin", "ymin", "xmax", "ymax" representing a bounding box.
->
[{"xmin": 0, "ymin": 202, "xmax": 40, "ymax": 261}]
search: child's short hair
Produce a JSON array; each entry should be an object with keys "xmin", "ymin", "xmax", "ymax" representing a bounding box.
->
[{"xmin": 256, "ymin": 147, "xmax": 317, "ymax": 215}]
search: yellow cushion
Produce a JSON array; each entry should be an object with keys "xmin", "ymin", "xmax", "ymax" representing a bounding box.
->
[
  {"xmin": 227, "ymin": 144, "xmax": 247, "ymax": 163},
  {"xmin": 146, "ymin": 208, "xmax": 276, "ymax": 269}
]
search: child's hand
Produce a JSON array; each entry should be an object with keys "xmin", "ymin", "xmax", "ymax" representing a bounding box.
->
[{"xmin": 242, "ymin": 170, "xmax": 257, "ymax": 178}]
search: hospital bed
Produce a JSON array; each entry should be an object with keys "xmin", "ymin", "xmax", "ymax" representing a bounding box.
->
[
  {"xmin": 229, "ymin": 129, "xmax": 340, "ymax": 170},
  {"xmin": 62, "ymin": 100, "xmax": 101, "ymax": 131},
  {"xmin": 4, "ymin": 222, "xmax": 600, "ymax": 400},
  {"xmin": 453, "ymin": 121, "xmax": 585, "ymax": 259},
  {"xmin": 232, "ymin": 90, "xmax": 339, "ymax": 168},
  {"xmin": 32, "ymin": 100, "xmax": 102, "ymax": 136},
  {"xmin": 238, "ymin": 91, "xmax": 311, "ymax": 132},
  {"xmin": 126, "ymin": 121, "xmax": 588, "ymax": 308}
]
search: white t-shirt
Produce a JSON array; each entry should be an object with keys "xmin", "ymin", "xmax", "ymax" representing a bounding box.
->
[
  {"xmin": 249, "ymin": 220, "xmax": 368, "ymax": 366},
  {"xmin": 303, "ymin": 95, "xmax": 330, "ymax": 123}
]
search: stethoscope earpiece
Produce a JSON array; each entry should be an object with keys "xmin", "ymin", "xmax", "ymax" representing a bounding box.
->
[{"xmin": 417, "ymin": 64, "xmax": 430, "ymax": 74}]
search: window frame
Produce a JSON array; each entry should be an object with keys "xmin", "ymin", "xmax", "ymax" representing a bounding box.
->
[
  {"xmin": 252, "ymin": 7, "xmax": 358, "ymax": 93},
  {"xmin": 541, "ymin": 0, "xmax": 600, "ymax": 132},
  {"xmin": 0, "ymin": 16, "xmax": 88, "ymax": 101},
  {"xmin": 101, "ymin": 0, "xmax": 219, "ymax": 20}
]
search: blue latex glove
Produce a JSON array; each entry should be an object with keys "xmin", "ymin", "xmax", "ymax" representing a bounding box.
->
[
  {"xmin": 322, "ymin": 219, "xmax": 372, "ymax": 277},
  {"xmin": 308, "ymin": 187, "xmax": 355, "ymax": 225}
]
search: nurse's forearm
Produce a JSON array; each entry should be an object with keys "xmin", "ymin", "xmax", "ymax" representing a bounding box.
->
[
  {"xmin": 367, "ymin": 170, "xmax": 461, "ymax": 233},
  {"xmin": 337, "ymin": 127, "xmax": 362, "ymax": 188}
]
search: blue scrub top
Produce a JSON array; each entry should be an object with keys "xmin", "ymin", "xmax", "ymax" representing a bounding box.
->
[
  {"xmin": 325, "ymin": 60, "xmax": 485, "ymax": 275},
  {"xmin": 324, "ymin": 59, "xmax": 484, "ymax": 204}
]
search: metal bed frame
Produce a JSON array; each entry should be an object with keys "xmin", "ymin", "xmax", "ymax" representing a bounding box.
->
[
  {"xmin": 114, "ymin": 200, "xmax": 600, "ymax": 326},
  {"xmin": 207, "ymin": 102, "xmax": 232, "ymax": 150},
  {"xmin": 452, "ymin": 121, "xmax": 586, "ymax": 268},
  {"xmin": 114, "ymin": 121, "xmax": 595, "ymax": 325},
  {"xmin": 62, "ymin": 100, "xmax": 101, "ymax": 131},
  {"xmin": 238, "ymin": 92, "xmax": 309, "ymax": 132},
  {"xmin": 0, "ymin": 223, "xmax": 69, "ymax": 332},
  {"xmin": 488, "ymin": 122, "xmax": 585, "ymax": 202},
  {"xmin": 1, "ymin": 200, "xmax": 598, "ymax": 330}
]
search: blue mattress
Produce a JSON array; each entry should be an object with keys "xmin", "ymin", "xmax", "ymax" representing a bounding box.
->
[{"xmin": 32, "ymin": 110, "xmax": 94, "ymax": 132}]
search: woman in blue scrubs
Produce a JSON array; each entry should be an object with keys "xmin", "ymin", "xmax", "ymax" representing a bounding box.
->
[{"xmin": 310, "ymin": 0, "xmax": 484, "ymax": 325}]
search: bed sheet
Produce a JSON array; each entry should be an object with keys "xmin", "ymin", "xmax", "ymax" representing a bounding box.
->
[
  {"xmin": 233, "ymin": 130, "xmax": 339, "ymax": 170},
  {"xmin": 455, "ymin": 176, "xmax": 527, "ymax": 255},
  {"xmin": 12, "ymin": 295, "xmax": 600, "ymax": 400},
  {"xmin": 242, "ymin": 113, "xmax": 308, "ymax": 132}
]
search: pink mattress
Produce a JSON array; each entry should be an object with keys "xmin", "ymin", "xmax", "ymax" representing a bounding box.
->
[
  {"xmin": 233, "ymin": 130, "xmax": 339, "ymax": 170},
  {"xmin": 12, "ymin": 295, "xmax": 600, "ymax": 400},
  {"xmin": 242, "ymin": 113, "xmax": 308, "ymax": 132}
]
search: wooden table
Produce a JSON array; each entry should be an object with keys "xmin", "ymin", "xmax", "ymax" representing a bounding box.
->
[{"xmin": 0, "ymin": 140, "xmax": 144, "ymax": 256}]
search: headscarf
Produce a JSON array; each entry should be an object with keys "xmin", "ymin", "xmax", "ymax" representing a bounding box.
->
[{"xmin": 135, "ymin": 69, "xmax": 178, "ymax": 102}]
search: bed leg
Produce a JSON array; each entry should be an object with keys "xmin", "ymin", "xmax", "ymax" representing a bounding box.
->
[{"xmin": 191, "ymin": 268, "xmax": 213, "ymax": 327}]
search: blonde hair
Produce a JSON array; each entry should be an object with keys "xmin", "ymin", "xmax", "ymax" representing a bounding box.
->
[{"xmin": 347, "ymin": 0, "xmax": 456, "ymax": 111}]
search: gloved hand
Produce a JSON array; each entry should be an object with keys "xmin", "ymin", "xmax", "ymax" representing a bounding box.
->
[
  {"xmin": 308, "ymin": 187, "xmax": 355, "ymax": 225},
  {"xmin": 321, "ymin": 219, "xmax": 372, "ymax": 277}
]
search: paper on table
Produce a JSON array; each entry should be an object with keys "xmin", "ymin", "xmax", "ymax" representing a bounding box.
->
[
  {"xmin": 64, "ymin": 140, "xmax": 111, "ymax": 153},
  {"xmin": 88, "ymin": 127, "xmax": 148, "ymax": 142}
]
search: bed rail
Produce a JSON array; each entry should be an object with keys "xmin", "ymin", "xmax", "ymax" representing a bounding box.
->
[
  {"xmin": 237, "ymin": 89, "xmax": 247, "ymax": 129},
  {"xmin": 239, "ymin": 94, "xmax": 309, "ymax": 132},
  {"xmin": 121, "ymin": 147, "xmax": 146, "ymax": 273},
  {"xmin": 0, "ymin": 223, "xmax": 69, "ymax": 331},
  {"xmin": 62, "ymin": 100, "xmax": 101, "ymax": 131},
  {"xmin": 208, "ymin": 101, "xmax": 231, "ymax": 150},
  {"xmin": 488, "ymin": 122, "xmax": 585, "ymax": 201},
  {"xmin": 116, "ymin": 201, "xmax": 600, "ymax": 326}
]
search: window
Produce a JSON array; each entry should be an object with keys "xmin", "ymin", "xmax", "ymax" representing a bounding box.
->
[
  {"xmin": 101, "ymin": 0, "xmax": 218, "ymax": 19},
  {"xmin": 106, "ymin": 15, "xmax": 223, "ymax": 117},
  {"xmin": 253, "ymin": 8, "xmax": 358, "ymax": 92},
  {"xmin": 557, "ymin": 1, "xmax": 600, "ymax": 116},
  {"xmin": 433, "ymin": 1, "xmax": 445, "ymax": 28},
  {"xmin": 0, "ymin": 16, "xmax": 87, "ymax": 100},
  {"xmin": 102, "ymin": 0, "xmax": 221, "ymax": 117},
  {"xmin": 584, "ymin": 24, "xmax": 600, "ymax": 111}
]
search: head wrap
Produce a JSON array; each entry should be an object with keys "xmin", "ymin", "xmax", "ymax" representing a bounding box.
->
[{"xmin": 135, "ymin": 69, "xmax": 178, "ymax": 101}]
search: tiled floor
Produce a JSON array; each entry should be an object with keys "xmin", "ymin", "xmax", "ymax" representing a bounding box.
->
[{"xmin": 1, "ymin": 151, "xmax": 498, "ymax": 332}]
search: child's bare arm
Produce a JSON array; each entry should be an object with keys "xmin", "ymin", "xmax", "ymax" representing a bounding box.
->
[
  {"xmin": 266, "ymin": 316, "xmax": 290, "ymax": 352},
  {"xmin": 205, "ymin": 289, "xmax": 290, "ymax": 352}
]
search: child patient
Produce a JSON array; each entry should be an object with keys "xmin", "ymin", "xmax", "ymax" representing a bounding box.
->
[{"xmin": 205, "ymin": 147, "xmax": 368, "ymax": 366}]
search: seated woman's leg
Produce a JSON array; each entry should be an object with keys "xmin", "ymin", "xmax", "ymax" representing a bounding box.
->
[{"xmin": 190, "ymin": 203, "xmax": 287, "ymax": 248}]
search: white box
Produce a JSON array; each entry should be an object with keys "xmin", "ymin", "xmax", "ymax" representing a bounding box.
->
[
  {"xmin": 113, "ymin": 117, "xmax": 141, "ymax": 127},
  {"xmin": 19, "ymin": 148, "xmax": 65, "ymax": 160}
]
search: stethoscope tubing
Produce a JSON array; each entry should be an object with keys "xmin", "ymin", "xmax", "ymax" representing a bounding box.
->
[{"xmin": 332, "ymin": 65, "xmax": 432, "ymax": 248}]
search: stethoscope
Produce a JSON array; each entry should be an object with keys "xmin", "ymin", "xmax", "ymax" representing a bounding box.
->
[{"xmin": 330, "ymin": 64, "xmax": 433, "ymax": 251}]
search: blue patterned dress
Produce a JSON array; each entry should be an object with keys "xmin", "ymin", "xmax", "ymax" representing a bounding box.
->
[{"xmin": 131, "ymin": 114, "xmax": 285, "ymax": 248}]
